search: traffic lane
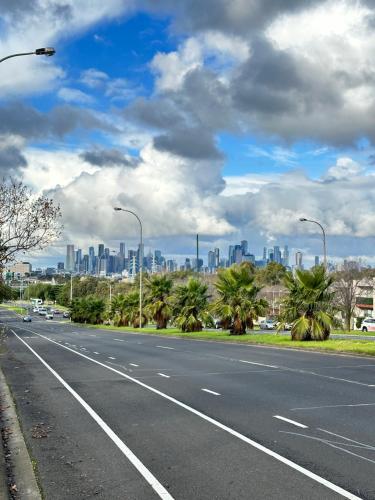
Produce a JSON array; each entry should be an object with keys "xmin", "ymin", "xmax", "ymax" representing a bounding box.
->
[
  {"xmin": 19, "ymin": 324, "xmax": 375, "ymax": 497},
  {"xmin": 1, "ymin": 334, "xmax": 158, "ymax": 500},
  {"xmin": 5, "ymin": 330, "xmax": 346, "ymax": 500}
]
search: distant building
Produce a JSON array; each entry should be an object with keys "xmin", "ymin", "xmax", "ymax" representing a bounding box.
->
[
  {"xmin": 241, "ymin": 240, "xmax": 248, "ymax": 255},
  {"xmin": 66, "ymin": 244, "xmax": 75, "ymax": 272},
  {"xmin": 119, "ymin": 242, "xmax": 125, "ymax": 256},
  {"xmin": 6, "ymin": 262, "xmax": 31, "ymax": 277},
  {"xmin": 57, "ymin": 262, "xmax": 64, "ymax": 271},
  {"xmin": 295, "ymin": 251, "xmax": 303, "ymax": 269},
  {"xmin": 282, "ymin": 245, "xmax": 289, "ymax": 267},
  {"xmin": 314, "ymin": 255, "xmax": 320, "ymax": 266}
]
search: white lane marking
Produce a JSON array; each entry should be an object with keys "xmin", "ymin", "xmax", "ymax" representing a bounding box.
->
[
  {"xmin": 89, "ymin": 335, "xmax": 97, "ymax": 337},
  {"xmin": 156, "ymin": 346, "xmax": 174, "ymax": 350},
  {"xmin": 158, "ymin": 373, "xmax": 170, "ymax": 378},
  {"xmin": 291, "ymin": 402, "xmax": 375, "ymax": 411},
  {"xmin": 201, "ymin": 388, "xmax": 221, "ymax": 396},
  {"xmin": 317, "ymin": 428, "xmax": 375, "ymax": 451},
  {"xmin": 239, "ymin": 359, "xmax": 279, "ymax": 369},
  {"xmin": 93, "ymin": 352, "xmax": 100, "ymax": 355},
  {"xmin": 113, "ymin": 339, "xmax": 124, "ymax": 342},
  {"xmin": 274, "ymin": 416, "xmax": 308, "ymax": 429},
  {"xmin": 130, "ymin": 363, "xmax": 139, "ymax": 367},
  {"xmin": 11, "ymin": 330, "xmax": 174, "ymax": 500},
  {"xmin": 17, "ymin": 329, "xmax": 361, "ymax": 500},
  {"xmin": 108, "ymin": 357, "xmax": 116, "ymax": 360}
]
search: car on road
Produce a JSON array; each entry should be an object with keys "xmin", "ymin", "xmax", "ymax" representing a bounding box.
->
[
  {"xmin": 53, "ymin": 310, "xmax": 62, "ymax": 315},
  {"xmin": 38, "ymin": 310, "xmax": 47, "ymax": 316},
  {"xmin": 22, "ymin": 315, "xmax": 32, "ymax": 322},
  {"xmin": 259, "ymin": 319, "xmax": 278, "ymax": 330},
  {"xmin": 361, "ymin": 317, "xmax": 375, "ymax": 332},
  {"xmin": 62, "ymin": 312, "xmax": 70, "ymax": 318},
  {"xmin": 45, "ymin": 313, "xmax": 54, "ymax": 320}
]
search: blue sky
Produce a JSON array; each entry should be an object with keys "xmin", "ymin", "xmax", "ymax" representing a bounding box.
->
[{"xmin": 1, "ymin": 0, "xmax": 375, "ymax": 267}]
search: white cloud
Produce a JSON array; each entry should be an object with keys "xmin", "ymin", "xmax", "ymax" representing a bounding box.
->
[
  {"xmin": 325, "ymin": 156, "xmax": 364, "ymax": 180},
  {"xmin": 58, "ymin": 87, "xmax": 95, "ymax": 104}
]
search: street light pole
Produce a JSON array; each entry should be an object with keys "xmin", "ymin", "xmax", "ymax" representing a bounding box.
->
[
  {"xmin": 70, "ymin": 274, "xmax": 73, "ymax": 302},
  {"xmin": 114, "ymin": 207, "xmax": 143, "ymax": 329},
  {"xmin": 299, "ymin": 217, "xmax": 327, "ymax": 269}
]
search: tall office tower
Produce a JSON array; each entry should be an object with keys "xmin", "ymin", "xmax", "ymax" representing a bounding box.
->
[
  {"xmin": 98, "ymin": 244, "xmax": 104, "ymax": 258},
  {"xmin": 214, "ymin": 248, "xmax": 220, "ymax": 268},
  {"xmin": 75, "ymin": 248, "xmax": 82, "ymax": 271},
  {"xmin": 263, "ymin": 247, "xmax": 267, "ymax": 261},
  {"xmin": 241, "ymin": 240, "xmax": 248, "ymax": 255},
  {"xmin": 273, "ymin": 246, "xmax": 281, "ymax": 264},
  {"xmin": 283, "ymin": 245, "xmax": 290, "ymax": 267},
  {"xmin": 66, "ymin": 244, "xmax": 75, "ymax": 272},
  {"xmin": 295, "ymin": 251, "xmax": 303, "ymax": 269},
  {"xmin": 154, "ymin": 250, "xmax": 162, "ymax": 265},
  {"xmin": 82, "ymin": 255, "xmax": 89, "ymax": 274},
  {"xmin": 228, "ymin": 245, "xmax": 234, "ymax": 265},
  {"xmin": 314, "ymin": 255, "xmax": 320, "ymax": 266},
  {"xmin": 88, "ymin": 246, "xmax": 95, "ymax": 274},
  {"xmin": 119, "ymin": 242, "xmax": 125, "ymax": 256},
  {"xmin": 208, "ymin": 250, "xmax": 215, "ymax": 270},
  {"xmin": 57, "ymin": 262, "xmax": 64, "ymax": 271},
  {"xmin": 185, "ymin": 258, "xmax": 191, "ymax": 270},
  {"xmin": 104, "ymin": 247, "xmax": 110, "ymax": 259},
  {"xmin": 268, "ymin": 248, "xmax": 274, "ymax": 262},
  {"xmin": 234, "ymin": 245, "xmax": 243, "ymax": 264}
]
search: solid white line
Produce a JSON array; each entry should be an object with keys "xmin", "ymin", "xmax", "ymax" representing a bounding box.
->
[
  {"xmin": 201, "ymin": 388, "xmax": 221, "ymax": 396},
  {"xmin": 108, "ymin": 357, "xmax": 116, "ymax": 360},
  {"xmin": 93, "ymin": 352, "xmax": 100, "ymax": 355},
  {"xmin": 130, "ymin": 363, "xmax": 139, "ymax": 367},
  {"xmin": 156, "ymin": 346, "xmax": 174, "ymax": 350},
  {"xmin": 11, "ymin": 330, "xmax": 174, "ymax": 500},
  {"xmin": 274, "ymin": 416, "xmax": 308, "ymax": 429},
  {"xmin": 158, "ymin": 373, "xmax": 170, "ymax": 378},
  {"xmin": 239, "ymin": 359, "xmax": 279, "ymax": 369},
  {"xmin": 17, "ymin": 328, "xmax": 361, "ymax": 500}
]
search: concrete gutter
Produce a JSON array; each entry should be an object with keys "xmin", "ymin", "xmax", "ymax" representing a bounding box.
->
[{"xmin": 0, "ymin": 368, "xmax": 41, "ymax": 499}]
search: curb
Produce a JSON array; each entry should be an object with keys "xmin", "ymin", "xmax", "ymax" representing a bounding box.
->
[{"xmin": 0, "ymin": 367, "xmax": 41, "ymax": 500}]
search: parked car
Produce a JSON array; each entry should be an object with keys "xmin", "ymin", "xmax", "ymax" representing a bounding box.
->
[
  {"xmin": 33, "ymin": 307, "xmax": 39, "ymax": 313},
  {"xmin": 62, "ymin": 312, "xmax": 70, "ymax": 318},
  {"xmin": 361, "ymin": 317, "xmax": 375, "ymax": 332},
  {"xmin": 38, "ymin": 310, "xmax": 47, "ymax": 316},
  {"xmin": 259, "ymin": 319, "xmax": 278, "ymax": 330},
  {"xmin": 53, "ymin": 310, "xmax": 61, "ymax": 315},
  {"xmin": 22, "ymin": 315, "xmax": 32, "ymax": 322},
  {"xmin": 45, "ymin": 313, "xmax": 54, "ymax": 320}
]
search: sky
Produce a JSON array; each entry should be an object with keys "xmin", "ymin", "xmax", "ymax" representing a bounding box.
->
[{"xmin": 2, "ymin": 0, "xmax": 375, "ymax": 267}]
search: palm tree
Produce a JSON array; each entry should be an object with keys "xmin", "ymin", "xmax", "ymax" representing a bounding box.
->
[
  {"xmin": 211, "ymin": 264, "xmax": 268, "ymax": 335},
  {"xmin": 145, "ymin": 275, "xmax": 173, "ymax": 329},
  {"xmin": 111, "ymin": 291, "xmax": 147, "ymax": 328},
  {"xmin": 172, "ymin": 278, "xmax": 211, "ymax": 332},
  {"xmin": 279, "ymin": 265, "xmax": 335, "ymax": 340}
]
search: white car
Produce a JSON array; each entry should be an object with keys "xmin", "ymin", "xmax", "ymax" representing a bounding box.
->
[
  {"xmin": 361, "ymin": 318, "xmax": 375, "ymax": 332},
  {"xmin": 259, "ymin": 319, "xmax": 278, "ymax": 330},
  {"xmin": 45, "ymin": 313, "xmax": 54, "ymax": 320},
  {"xmin": 33, "ymin": 307, "xmax": 39, "ymax": 313}
]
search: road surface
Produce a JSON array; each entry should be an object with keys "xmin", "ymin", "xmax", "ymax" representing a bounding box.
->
[{"xmin": 1, "ymin": 309, "xmax": 375, "ymax": 499}]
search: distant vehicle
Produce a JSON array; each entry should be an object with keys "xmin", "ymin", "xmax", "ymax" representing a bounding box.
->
[
  {"xmin": 23, "ymin": 315, "xmax": 32, "ymax": 322},
  {"xmin": 361, "ymin": 318, "xmax": 375, "ymax": 332},
  {"xmin": 33, "ymin": 307, "xmax": 39, "ymax": 313},
  {"xmin": 38, "ymin": 310, "xmax": 47, "ymax": 316},
  {"xmin": 53, "ymin": 310, "xmax": 62, "ymax": 315},
  {"xmin": 284, "ymin": 323, "xmax": 293, "ymax": 331},
  {"xmin": 259, "ymin": 319, "xmax": 278, "ymax": 330},
  {"xmin": 62, "ymin": 312, "xmax": 70, "ymax": 318},
  {"xmin": 45, "ymin": 313, "xmax": 54, "ymax": 320}
]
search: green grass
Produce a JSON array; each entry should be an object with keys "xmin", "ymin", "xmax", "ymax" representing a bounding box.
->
[
  {"xmin": 0, "ymin": 304, "xmax": 27, "ymax": 315},
  {"xmin": 81, "ymin": 323, "xmax": 375, "ymax": 356}
]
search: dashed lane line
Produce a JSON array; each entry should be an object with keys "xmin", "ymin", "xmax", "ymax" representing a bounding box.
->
[
  {"xmin": 273, "ymin": 416, "xmax": 308, "ymax": 429},
  {"xmin": 201, "ymin": 388, "xmax": 221, "ymax": 396},
  {"xmin": 158, "ymin": 373, "xmax": 170, "ymax": 378},
  {"xmin": 156, "ymin": 346, "xmax": 175, "ymax": 350}
]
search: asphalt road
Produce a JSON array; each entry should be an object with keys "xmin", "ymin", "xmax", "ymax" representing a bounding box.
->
[{"xmin": 1, "ymin": 310, "xmax": 375, "ymax": 499}]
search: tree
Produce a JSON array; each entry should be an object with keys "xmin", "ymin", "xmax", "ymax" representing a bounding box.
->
[
  {"xmin": 0, "ymin": 282, "xmax": 13, "ymax": 302},
  {"xmin": 70, "ymin": 296, "xmax": 105, "ymax": 324},
  {"xmin": 255, "ymin": 262, "xmax": 286, "ymax": 286},
  {"xmin": 0, "ymin": 178, "xmax": 61, "ymax": 268},
  {"xmin": 279, "ymin": 266, "xmax": 335, "ymax": 341},
  {"xmin": 171, "ymin": 278, "xmax": 211, "ymax": 332},
  {"xmin": 332, "ymin": 268, "xmax": 365, "ymax": 331},
  {"xmin": 145, "ymin": 275, "xmax": 173, "ymax": 329},
  {"xmin": 110, "ymin": 291, "xmax": 147, "ymax": 328},
  {"xmin": 211, "ymin": 264, "xmax": 268, "ymax": 335}
]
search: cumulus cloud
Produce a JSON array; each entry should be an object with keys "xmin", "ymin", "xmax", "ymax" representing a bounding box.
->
[
  {"xmin": 58, "ymin": 87, "xmax": 95, "ymax": 104},
  {"xmin": 80, "ymin": 148, "xmax": 139, "ymax": 167}
]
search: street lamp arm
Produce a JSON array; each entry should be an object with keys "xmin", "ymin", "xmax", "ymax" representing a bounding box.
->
[
  {"xmin": 299, "ymin": 217, "xmax": 327, "ymax": 269},
  {"xmin": 0, "ymin": 48, "xmax": 55, "ymax": 64}
]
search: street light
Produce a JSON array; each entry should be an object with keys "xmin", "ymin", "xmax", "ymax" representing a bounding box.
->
[
  {"xmin": 114, "ymin": 207, "xmax": 143, "ymax": 329},
  {"xmin": 0, "ymin": 47, "xmax": 56, "ymax": 64},
  {"xmin": 299, "ymin": 217, "xmax": 327, "ymax": 269}
]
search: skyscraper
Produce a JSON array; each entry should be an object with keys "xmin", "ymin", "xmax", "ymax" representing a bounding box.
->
[
  {"xmin": 295, "ymin": 251, "xmax": 303, "ymax": 269},
  {"xmin": 119, "ymin": 242, "xmax": 125, "ymax": 256},
  {"xmin": 98, "ymin": 244, "xmax": 104, "ymax": 258},
  {"xmin": 66, "ymin": 244, "xmax": 75, "ymax": 272},
  {"xmin": 214, "ymin": 248, "xmax": 220, "ymax": 268},
  {"xmin": 88, "ymin": 246, "xmax": 95, "ymax": 274},
  {"xmin": 241, "ymin": 240, "xmax": 248, "ymax": 255},
  {"xmin": 273, "ymin": 246, "xmax": 281, "ymax": 264},
  {"xmin": 283, "ymin": 245, "xmax": 289, "ymax": 267},
  {"xmin": 314, "ymin": 255, "xmax": 320, "ymax": 266},
  {"xmin": 263, "ymin": 247, "xmax": 267, "ymax": 261}
]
